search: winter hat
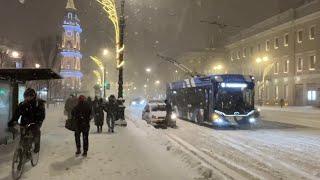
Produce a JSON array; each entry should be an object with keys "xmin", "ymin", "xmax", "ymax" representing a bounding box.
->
[{"xmin": 78, "ymin": 95, "xmax": 86, "ymax": 102}]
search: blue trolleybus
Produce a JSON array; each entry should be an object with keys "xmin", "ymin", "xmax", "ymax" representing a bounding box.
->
[{"xmin": 167, "ymin": 74, "xmax": 257, "ymax": 127}]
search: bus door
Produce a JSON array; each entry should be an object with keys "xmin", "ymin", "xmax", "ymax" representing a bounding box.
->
[{"xmin": 203, "ymin": 88, "xmax": 210, "ymax": 122}]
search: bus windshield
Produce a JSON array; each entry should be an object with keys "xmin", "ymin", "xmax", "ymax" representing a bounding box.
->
[{"xmin": 215, "ymin": 87, "xmax": 254, "ymax": 115}]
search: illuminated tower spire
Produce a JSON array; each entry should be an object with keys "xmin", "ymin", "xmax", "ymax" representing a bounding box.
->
[
  {"xmin": 60, "ymin": 0, "xmax": 83, "ymax": 95},
  {"xmin": 66, "ymin": 0, "xmax": 76, "ymax": 10}
]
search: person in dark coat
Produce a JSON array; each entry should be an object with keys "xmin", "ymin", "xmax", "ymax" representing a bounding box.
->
[
  {"xmin": 104, "ymin": 95, "xmax": 118, "ymax": 133},
  {"xmin": 87, "ymin": 96, "xmax": 93, "ymax": 111},
  {"xmin": 72, "ymin": 95, "xmax": 92, "ymax": 157},
  {"xmin": 8, "ymin": 88, "xmax": 46, "ymax": 153},
  {"xmin": 93, "ymin": 97, "xmax": 104, "ymax": 133},
  {"xmin": 280, "ymin": 98, "xmax": 285, "ymax": 108}
]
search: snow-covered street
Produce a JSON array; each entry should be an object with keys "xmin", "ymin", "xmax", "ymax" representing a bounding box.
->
[
  {"xmin": 0, "ymin": 106, "xmax": 202, "ymax": 180},
  {"xmin": 1, "ymin": 106, "xmax": 320, "ymax": 180},
  {"xmin": 128, "ymin": 107, "xmax": 320, "ymax": 180}
]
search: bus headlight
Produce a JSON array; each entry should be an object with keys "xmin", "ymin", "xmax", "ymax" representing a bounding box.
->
[
  {"xmin": 212, "ymin": 113, "xmax": 220, "ymax": 121},
  {"xmin": 171, "ymin": 113, "xmax": 177, "ymax": 120},
  {"xmin": 212, "ymin": 113, "xmax": 223, "ymax": 124},
  {"xmin": 249, "ymin": 117, "xmax": 256, "ymax": 123}
]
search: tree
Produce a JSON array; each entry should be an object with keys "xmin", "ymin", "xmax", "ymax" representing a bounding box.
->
[
  {"xmin": 31, "ymin": 35, "xmax": 61, "ymax": 70},
  {"xmin": 29, "ymin": 35, "xmax": 61, "ymax": 105}
]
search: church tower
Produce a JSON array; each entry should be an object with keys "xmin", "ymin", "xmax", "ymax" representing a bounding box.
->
[{"xmin": 60, "ymin": 0, "xmax": 83, "ymax": 96}]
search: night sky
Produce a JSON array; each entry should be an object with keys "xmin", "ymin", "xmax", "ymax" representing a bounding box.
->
[{"xmin": 0, "ymin": 0, "xmax": 302, "ymax": 90}]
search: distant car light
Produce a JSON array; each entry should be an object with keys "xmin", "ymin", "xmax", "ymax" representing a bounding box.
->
[
  {"xmin": 171, "ymin": 113, "xmax": 177, "ymax": 120},
  {"xmin": 249, "ymin": 117, "xmax": 256, "ymax": 123},
  {"xmin": 131, "ymin": 101, "xmax": 137, "ymax": 105}
]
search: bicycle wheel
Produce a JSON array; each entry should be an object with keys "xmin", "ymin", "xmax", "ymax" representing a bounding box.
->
[
  {"xmin": 12, "ymin": 148, "xmax": 24, "ymax": 180},
  {"xmin": 31, "ymin": 142, "xmax": 39, "ymax": 167}
]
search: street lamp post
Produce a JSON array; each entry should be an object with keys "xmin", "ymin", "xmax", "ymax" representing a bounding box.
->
[
  {"xmin": 118, "ymin": 0, "xmax": 125, "ymax": 99},
  {"xmin": 256, "ymin": 56, "xmax": 273, "ymax": 105},
  {"xmin": 90, "ymin": 56, "xmax": 106, "ymax": 97},
  {"xmin": 145, "ymin": 68, "xmax": 151, "ymax": 98}
]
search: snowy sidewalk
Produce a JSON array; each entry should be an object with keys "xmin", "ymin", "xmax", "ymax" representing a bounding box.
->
[
  {"xmin": 258, "ymin": 106, "xmax": 320, "ymax": 114},
  {"xmin": 0, "ymin": 106, "xmax": 200, "ymax": 180},
  {"xmin": 259, "ymin": 106, "xmax": 320, "ymax": 129}
]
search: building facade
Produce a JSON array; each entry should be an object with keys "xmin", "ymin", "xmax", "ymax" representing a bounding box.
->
[
  {"xmin": 60, "ymin": 0, "xmax": 83, "ymax": 97},
  {"xmin": 226, "ymin": 0, "xmax": 320, "ymax": 106}
]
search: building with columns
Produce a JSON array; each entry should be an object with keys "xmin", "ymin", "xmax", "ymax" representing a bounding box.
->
[
  {"xmin": 225, "ymin": 0, "xmax": 320, "ymax": 106},
  {"xmin": 60, "ymin": 0, "xmax": 83, "ymax": 97}
]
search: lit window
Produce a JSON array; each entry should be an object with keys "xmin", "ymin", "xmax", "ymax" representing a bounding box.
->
[
  {"xmin": 274, "ymin": 62, "xmax": 279, "ymax": 74},
  {"xmin": 266, "ymin": 40, "xmax": 270, "ymax": 51},
  {"xmin": 275, "ymin": 86, "xmax": 279, "ymax": 100},
  {"xmin": 284, "ymin": 60, "xmax": 289, "ymax": 73},
  {"xmin": 309, "ymin": 55, "xmax": 316, "ymax": 70},
  {"xmin": 297, "ymin": 58, "xmax": 303, "ymax": 72},
  {"xmin": 284, "ymin": 85, "xmax": 289, "ymax": 100},
  {"xmin": 266, "ymin": 85, "xmax": 270, "ymax": 100},
  {"xmin": 307, "ymin": 90, "xmax": 317, "ymax": 101},
  {"xmin": 297, "ymin": 30, "xmax": 303, "ymax": 43},
  {"xmin": 284, "ymin": 34, "xmax": 289, "ymax": 47},
  {"xmin": 274, "ymin": 37, "xmax": 279, "ymax": 49},
  {"xmin": 68, "ymin": 12, "xmax": 72, "ymax": 19},
  {"xmin": 66, "ymin": 31, "xmax": 73, "ymax": 37},
  {"xmin": 309, "ymin": 26, "xmax": 315, "ymax": 40},
  {"xmin": 243, "ymin": 48, "xmax": 247, "ymax": 57},
  {"xmin": 250, "ymin": 47, "xmax": 254, "ymax": 55}
]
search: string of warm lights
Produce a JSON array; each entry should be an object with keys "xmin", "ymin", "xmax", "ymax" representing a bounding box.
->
[
  {"xmin": 93, "ymin": 70, "xmax": 102, "ymax": 85},
  {"xmin": 95, "ymin": 0, "xmax": 124, "ymax": 68},
  {"xmin": 90, "ymin": 56, "xmax": 104, "ymax": 70}
]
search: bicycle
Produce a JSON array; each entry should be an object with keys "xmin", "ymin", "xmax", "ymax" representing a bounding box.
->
[{"xmin": 11, "ymin": 123, "xmax": 40, "ymax": 180}]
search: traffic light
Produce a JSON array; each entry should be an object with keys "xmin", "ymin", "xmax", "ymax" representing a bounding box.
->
[{"xmin": 104, "ymin": 81, "xmax": 111, "ymax": 90}]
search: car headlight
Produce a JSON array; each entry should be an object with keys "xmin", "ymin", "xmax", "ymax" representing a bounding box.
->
[
  {"xmin": 171, "ymin": 113, "xmax": 177, "ymax": 119},
  {"xmin": 132, "ymin": 101, "xmax": 137, "ymax": 105},
  {"xmin": 257, "ymin": 108, "xmax": 261, "ymax": 112},
  {"xmin": 139, "ymin": 100, "xmax": 145, "ymax": 105}
]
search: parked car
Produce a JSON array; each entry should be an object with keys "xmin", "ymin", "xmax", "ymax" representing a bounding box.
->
[{"xmin": 142, "ymin": 101, "xmax": 177, "ymax": 128}]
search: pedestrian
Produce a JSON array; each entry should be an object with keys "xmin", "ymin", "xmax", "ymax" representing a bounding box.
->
[
  {"xmin": 64, "ymin": 94, "xmax": 78, "ymax": 120},
  {"xmin": 72, "ymin": 95, "xmax": 92, "ymax": 157},
  {"xmin": 87, "ymin": 96, "xmax": 93, "ymax": 110},
  {"xmin": 93, "ymin": 96, "xmax": 104, "ymax": 133},
  {"xmin": 104, "ymin": 95, "xmax": 118, "ymax": 133},
  {"xmin": 280, "ymin": 98, "xmax": 285, "ymax": 108},
  {"xmin": 164, "ymin": 99, "xmax": 173, "ymax": 128}
]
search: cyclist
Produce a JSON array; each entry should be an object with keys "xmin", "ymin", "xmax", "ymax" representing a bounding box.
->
[{"xmin": 8, "ymin": 88, "xmax": 46, "ymax": 153}]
